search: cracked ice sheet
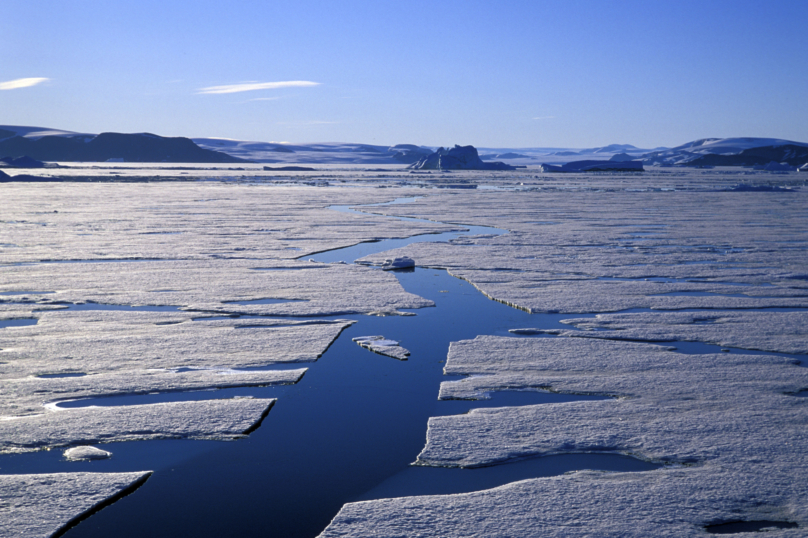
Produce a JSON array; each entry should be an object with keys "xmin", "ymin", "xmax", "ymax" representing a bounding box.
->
[
  {"xmin": 0, "ymin": 471, "xmax": 152, "ymax": 538},
  {"xmin": 320, "ymin": 468, "xmax": 807, "ymax": 538},
  {"xmin": 0, "ymin": 398, "xmax": 275, "ymax": 454},
  {"xmin": 0, "ymin": 259, "xmax": 432, "ymax": 317},
  {"xmin": 0, "ymin": 183, "xmax": 459, "ymax": 264},
  {"xmin": 354, "ymin": 187, "xmax": 808, "ymax": 313},
  {"xmin": 321, "ymin": 336, "xmax": 808, "ymax": 536},
  {"xmin": 555, "ymin": 310, "xmax": 808, "ymax": 355},
  {"xmin": 423, "ymin": 336, "xmax": 808, "ymax": 467},
  {"xmin": 2, "ymin": 366, "xmax": 305, "ymax": 417},
  {"xmin": 0, "ymin": 310, "xmax": 329, "ymax": 451},
  {"xmin": 0, "ymin": 311, "xmax": 349, "ymax": 381}
]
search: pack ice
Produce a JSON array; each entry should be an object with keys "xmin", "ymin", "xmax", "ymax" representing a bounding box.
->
[
  {"xmin": 321, "ymin": 184, "xmax": 808, "ymax": 536},
  {"xmin": 322, "ymin": 335, "xmax": 808, "ymax": 536},
  {"xmin": 0, "ymin": 471, "xmax": 151, "ymax": 538},
  {"xmin": 0, "ymin": 183, "xmax": 444, "ymax": 533}
]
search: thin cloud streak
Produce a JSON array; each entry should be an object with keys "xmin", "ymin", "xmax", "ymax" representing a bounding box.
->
[
  {"xmin": 532, "ymin": 116, "xmax": 556, "ymax": 120},
  {"xmin": 0, "ymin": 77, "xmax": 49, "ymax": 90},
  {"xmin": 197, "ymin": 81, "xmax": 320, "ymax": 94}
]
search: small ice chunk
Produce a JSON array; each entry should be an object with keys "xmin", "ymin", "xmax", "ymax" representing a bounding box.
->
[
  {"xmin": 381, "ymin": 256, "xmax": 415, "ymax": 270},
  {"xmin": 352, "ymin": 335, "xmax": 411, "ymax": 360},
  {"xmin": 354, "ymin": 335, "xmax": 399, "ymax": 347},
  {"xmin": 508, "ymin": 328, "xmax": 560, "ymax": 335},
  {"xmin": 64, "ymin": 445, "xmax": 112, "ymax": 461}
]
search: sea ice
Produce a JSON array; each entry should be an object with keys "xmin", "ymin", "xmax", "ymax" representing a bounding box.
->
[
  {"xmin": 353, "ymin": 188, "xmax": 808, "ymax": 314},
  {"xmin": 64, "ymin": 445, "xmax": 112, "ymax": 461},
  {"xmin": 381, "ymin": 256, "xmax": 415, "ymax": 270},
  {"xmin": 0, "ymin": 398, "xmax": 276, "ymax": 454},
  {"xmin": 555, "ymin": 311, "xmax": 808, "ymax": 355},
  {"xmin": 1, "ymin": 364, "xmax": 305, "ymax": 417},
  {"xmin": 352, "ymin": 335, "xmax": 411, "ymax": 360},
  {"xmin": 320, "ymin": 467, "xmax": 806, "ymax": 538},
  {"xmin": 0, "ymin": 311, "xmax": 349, "ymax": 381},
  {"xmin": 0, "ymin": 471, "xmax": 151, "ymax": 538},
  {"xmin": 321, "ymin": 335, "xmax": 808, "ymax": 536}
]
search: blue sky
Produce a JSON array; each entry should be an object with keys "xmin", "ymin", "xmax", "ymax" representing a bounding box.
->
[{"xmin": 2, "ymin": 0, "xmax": 806, "ymax": 148}]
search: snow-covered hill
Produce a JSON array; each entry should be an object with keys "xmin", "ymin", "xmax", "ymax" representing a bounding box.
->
[
  {"xmin": 4, "ymin": 125, "xmax": 806, "ymax": 168},
  {"xmin": 192, "ymin": 138, "xmax": 433, "ymax": 165},
  {"xmin": 644, "ymin": 137, "xmax": 808, "ymax": 166}
]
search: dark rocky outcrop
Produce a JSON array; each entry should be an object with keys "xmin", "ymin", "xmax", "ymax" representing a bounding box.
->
[
  {"xmin": 0, "ymin": 155, "xmax": 48, "ymax": 168},
  {"xmin": 0, "ymin": 132, "xmax": 249, "ymax": 163},
  {"xmin": 407, "ymin": 145, "xmax": 515, "ymax": 170},
  {"xmin": 0, "ymin": 171, "xmax": 58, "ymax": 182}
]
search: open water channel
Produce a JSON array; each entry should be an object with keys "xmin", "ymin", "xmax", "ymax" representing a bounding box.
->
[{"xmin": 4, "ymin": 197, "xmax": 802, "ymax": 537}]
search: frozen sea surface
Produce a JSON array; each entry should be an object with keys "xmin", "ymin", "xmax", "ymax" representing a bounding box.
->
[{"xmin": 1, "ymin": 176, "xmax": 806, "ymax": 536}]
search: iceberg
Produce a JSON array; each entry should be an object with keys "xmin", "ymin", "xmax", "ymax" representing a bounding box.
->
[{"xmin": 407, "ymin": 145, "xmax": 516, "ymax": 171}]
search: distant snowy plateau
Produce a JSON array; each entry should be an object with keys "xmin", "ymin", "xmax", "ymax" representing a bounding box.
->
[
  {"xmin": 3, "ymin": 125, "xmax": 808, "ymax": 169},
  {"xmin": 1, "ymin": 131, "xmax": 807, "ymax": 537}
]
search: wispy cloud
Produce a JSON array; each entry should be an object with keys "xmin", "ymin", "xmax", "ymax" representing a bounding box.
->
[
  {"xmin": 532, "ymin": 115, "xmax": 556, "ymax": 120},
  {"xmin": 246, "ymin": 96, "xmax": 282, "ymax": 102},
  {"xmin": 0, "ymin": 77, "xmax": 49, "ymax": 90},
  {"xmin": 197, "ymin": 80, "xmax": 320, "ymax": 94}
]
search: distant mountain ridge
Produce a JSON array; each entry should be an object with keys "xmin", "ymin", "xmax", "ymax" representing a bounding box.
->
[
  {"xmin": 643, "ymin": 137, "xmax": 808, "ymax": 166},
  {"xmin": 2, "ymin": 126, "xmax": 806, "ymax": 167},
  {"xmin": 0, "ymin": 126, "xmax": 247, "ymax": 163}
]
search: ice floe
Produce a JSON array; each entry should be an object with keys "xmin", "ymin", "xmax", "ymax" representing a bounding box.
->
[
  {"xmin": 320, "ymin": 467, "xmax": 806, "ymax": 537},
  {"xmin": 555, "ymin": 311, "xmax": 808, "ymax": 355},
  {"xmin": 352, "ymin": 335, "xmax": 411, "ymax": 360},
  {"xmin": 0, "ymin": 398, "xmax": 276, "ymax": 454},
  {"xmin": 321, "ymin": 335, "xmax": 808, "ymax": 536},
  {"xmin": 0, "ymin": 471, "xmax": 151, "ymax": 538},
  {"xmin": 381, "ymin": 256, "xmax": 415, "ymax": 270},
  {"xmin": 0, "ymin": 311, "xmax": 348, "ymax": 380},
  {"xmin": 3, "ymin": 365, "xmax": 305, "ymax": 417}
]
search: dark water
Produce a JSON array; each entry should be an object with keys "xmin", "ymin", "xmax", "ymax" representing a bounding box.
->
[{"xmin": 51, "ymin": 267, "xmax": 658, "ymax": 538}]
